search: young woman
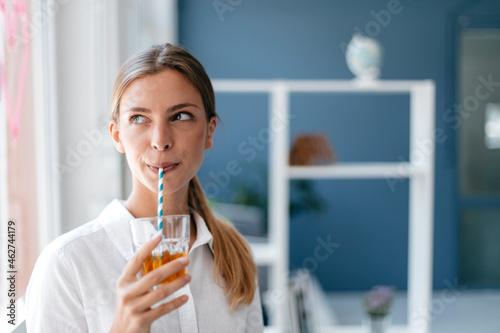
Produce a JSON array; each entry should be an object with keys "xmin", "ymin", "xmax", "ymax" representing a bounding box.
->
[{"xmin": 26, "ymin": 43, "xmax": 263, "ymax": 332}]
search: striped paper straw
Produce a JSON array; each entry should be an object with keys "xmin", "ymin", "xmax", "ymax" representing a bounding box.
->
[{"xmin": 158, "ymin": 167, "xmax": 164, "ymax": 230}]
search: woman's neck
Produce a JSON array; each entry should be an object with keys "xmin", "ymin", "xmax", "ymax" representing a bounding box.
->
[{"xmin": 124, "ymin": 182, "xmax": 190, "ymax": 218}]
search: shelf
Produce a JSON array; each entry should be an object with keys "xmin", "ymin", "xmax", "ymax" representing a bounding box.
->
[
  {"xmin": 214, "ymin": 79, "xmax": 435, "ymax": 333},
  {"xmin": 288, "ymin": 163, "xmax": 422, "ymax": 179},
  {"xmin": 250, "ymin": 243, "xmax": 279, "ymax": 265},
  {"xmin": 212, "ymin": 79, "xmax": 434, "ymax": 94}
]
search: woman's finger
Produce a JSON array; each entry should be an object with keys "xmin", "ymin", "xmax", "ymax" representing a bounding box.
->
[
  {"xmin": 134, "ymin": 273, "xmax": 191, "ymax": 312},
  {"xmin": 120, "ymin": 234, "xmax": 161, "ymax": 285},
  {"xmin": 143, "ymin": 294, "xmax": 190, "ymax": 323}
]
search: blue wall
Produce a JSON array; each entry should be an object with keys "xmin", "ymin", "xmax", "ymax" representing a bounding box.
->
[{"xmin": 178, "ymin": 0, "xmax": 500, "ymax": 290}]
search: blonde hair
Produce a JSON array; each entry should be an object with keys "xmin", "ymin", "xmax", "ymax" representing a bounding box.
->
[{"xmin": 111, "ymin": 43, "xmax": 257, "ymax": 310}]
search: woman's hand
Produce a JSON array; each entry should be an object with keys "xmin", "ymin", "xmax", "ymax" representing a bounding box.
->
[{"xmin": 110, "ymin": 235, "xmax": 191, "ymax": 333}]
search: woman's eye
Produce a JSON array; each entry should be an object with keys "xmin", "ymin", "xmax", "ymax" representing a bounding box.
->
[
  {"xmin": 173, "ymin": 112, "xmax": 193, "ymax": 121},
  {"xmin": 131, "ymin": 115, "xmax": 146, "ymax": 124}
]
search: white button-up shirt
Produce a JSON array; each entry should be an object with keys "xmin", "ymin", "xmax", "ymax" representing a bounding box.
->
[{"xmin": 25, "ymin": 200, "xmax": 263, "ymax": 332}]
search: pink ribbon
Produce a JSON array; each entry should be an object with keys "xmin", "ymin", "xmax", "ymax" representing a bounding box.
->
[{"xmin": 0, "ymin": 0, "xmax": 30, "ymax": 144}]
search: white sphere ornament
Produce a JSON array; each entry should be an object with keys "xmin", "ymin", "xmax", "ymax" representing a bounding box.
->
[{"xmin": 345, "ymin": 33, "xmax": 383, "ymax": 80}]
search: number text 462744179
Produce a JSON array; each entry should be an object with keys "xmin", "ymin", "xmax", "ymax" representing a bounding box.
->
[{"xmin": 6, "ymin": 220, "xmax": 16, "ymax": 326}]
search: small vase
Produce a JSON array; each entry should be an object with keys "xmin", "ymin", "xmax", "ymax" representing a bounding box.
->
[
  {"xmin": 363, "ymin": 315, "xmax": 390, "ymax": 333},
  {"xmin": 345, "ymin": 33, "xmax": 383, "ymax": 80}
]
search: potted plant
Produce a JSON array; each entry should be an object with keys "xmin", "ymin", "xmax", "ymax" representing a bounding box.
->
[{"xmin": 363, "ymin": 285, "xmax": 395, "ymax": 333}]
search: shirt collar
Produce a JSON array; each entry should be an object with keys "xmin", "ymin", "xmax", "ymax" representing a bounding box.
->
[
  {"xmin": 190, "ymin": 209, "xmax": 214, "ymax": 254},
  {"xmin": 101, "ymin": 199, "xmax": 214, "ymax": 261}
]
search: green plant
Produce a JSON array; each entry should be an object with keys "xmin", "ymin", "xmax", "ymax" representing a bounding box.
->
[{"xmin": 289, "ymin": 180, "xmax": 327, "ymax": 217}]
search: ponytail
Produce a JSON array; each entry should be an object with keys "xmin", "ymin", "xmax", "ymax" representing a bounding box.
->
[{"xmin": 188, "ymin": 176, "xmax": 257, "ymax": 310}]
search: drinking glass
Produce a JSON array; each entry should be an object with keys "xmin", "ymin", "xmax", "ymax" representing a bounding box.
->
[{"xmin": 130, "ymin": 215, "xmax": 190, "ymax": 286}]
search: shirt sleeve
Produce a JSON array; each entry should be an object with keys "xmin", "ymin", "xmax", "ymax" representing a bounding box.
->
[
  {"xmin": 245, "ymin": 285, "xmax": 264, "ymax": 333},
  {"xmin": 25, "ymin": 245, "xmax": 89, "ymax": 333}
]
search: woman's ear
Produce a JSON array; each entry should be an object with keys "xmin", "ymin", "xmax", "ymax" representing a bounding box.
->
[
  {"xmin": 109, "ymin": 121, "xmax": 125, "ymax": 153},
  {"xmin": 205, "ymin": 116, "xmax": 217, "ymax": 150}
]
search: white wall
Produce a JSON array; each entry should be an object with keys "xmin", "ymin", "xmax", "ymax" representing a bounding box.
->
[
  {"xmin": 55, "ymin": 0, "xmax": 122, "ymax": 232},
  {"xmin": 55, "ymin": 0, "xmax": 178, "ymax": 233}
]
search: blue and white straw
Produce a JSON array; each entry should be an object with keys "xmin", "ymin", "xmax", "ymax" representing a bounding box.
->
[{"xmin": 158, "ymin": 167, "xmax": 164, "ymax": 230}]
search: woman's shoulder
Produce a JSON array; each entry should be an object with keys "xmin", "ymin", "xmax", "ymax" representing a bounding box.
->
[
  {"xmin": 40, "ymin": 199, "xmax": 128, "ymax": 262},
  {"xmin": 38, "ymin": 214, "xmax": 105, "ymax": 269},
  {"xmin": 26, "ymin": 215, "xmax": 108, "ymax": 297}
]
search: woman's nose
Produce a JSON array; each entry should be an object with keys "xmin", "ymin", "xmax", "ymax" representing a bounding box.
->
[{"xmin": 151, "ymin": 123, "xmax": 172, "ymax": 151}]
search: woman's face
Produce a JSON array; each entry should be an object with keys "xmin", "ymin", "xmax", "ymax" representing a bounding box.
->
[{"xmin": 110, "ymin": 69, "xmax": 216, "ymax": 196}]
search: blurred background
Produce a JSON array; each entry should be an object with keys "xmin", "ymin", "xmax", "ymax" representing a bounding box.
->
[{"xmin": 1, "ymin": 0, "xmax": 500, "ymax": 332}]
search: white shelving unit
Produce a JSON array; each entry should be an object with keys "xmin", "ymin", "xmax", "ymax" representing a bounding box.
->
[{"xmin": 212, "ymin": 79, "xmax": 435, "ymax": 333}]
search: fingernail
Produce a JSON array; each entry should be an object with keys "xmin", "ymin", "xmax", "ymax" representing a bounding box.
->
[
  {"xmin": 178, "ymin": 257, "xmax": 189, "ymax": 265},
  {"xmin": 181, "ymin": 295, "xmax": 188, "ymax": 302},
  {"xmin": 184, "ymin": 274, "xmax": 191, "ymax": 283}
]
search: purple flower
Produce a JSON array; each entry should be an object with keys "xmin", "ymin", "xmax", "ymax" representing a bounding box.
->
[{"xmin": 364, "ymin": 285, "xmax": 395, "ymax": 317}]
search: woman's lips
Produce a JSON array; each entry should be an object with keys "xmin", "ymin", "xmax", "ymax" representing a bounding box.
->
[{"xmin": 147, "ymin": 163, "xmax": 179, "ymax": 174}]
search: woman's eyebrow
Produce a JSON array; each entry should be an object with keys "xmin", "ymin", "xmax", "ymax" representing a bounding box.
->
[
  {"xmin": 124, "ymin": 103, "xmax": 200, "ymax": 114},
  {"xmin": 166, "ymin": 103, "xmax": 201, "ymax": 113},
  {"xmin": 124, "ymin": 106, "xmax": 151, "ymax": 113}
]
